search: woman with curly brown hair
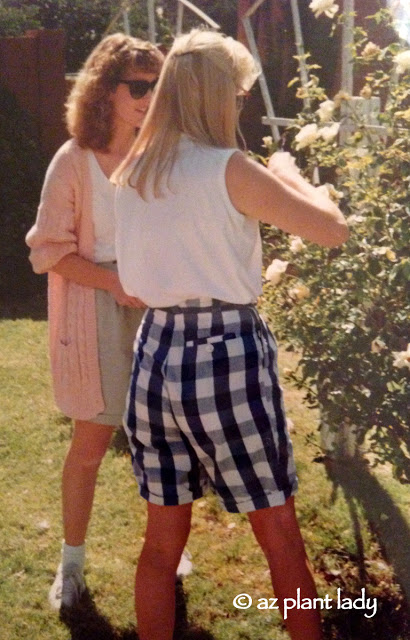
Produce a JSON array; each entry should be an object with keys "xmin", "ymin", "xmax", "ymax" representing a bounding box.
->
[{"xmin": 25, "ymin": 33, "xmax": 170, "ymax": 609}]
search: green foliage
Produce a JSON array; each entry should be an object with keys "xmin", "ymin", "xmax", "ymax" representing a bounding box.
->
[
  {"xmin": 2, "ymin": 1, "xmax": 147, "ymax": 72},
  {"xmin": 261, "ymin": 10, "xmax": 410, "ymax": 481},
  {"xmin": 0, "ymin": 2, "xmax": 41, "ymax": 36},
  {"xmin": 27, "ymin": 0, "xmax": 130, "ymax": 72},
  {"xmin": 2, "ymin": 1, "xmax": 237, "ymax": 73}
]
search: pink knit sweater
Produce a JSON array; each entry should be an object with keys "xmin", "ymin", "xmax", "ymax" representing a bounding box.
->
[{"xmin": 26, "ymin": 139, "xmax": 104, "ymax": 420}]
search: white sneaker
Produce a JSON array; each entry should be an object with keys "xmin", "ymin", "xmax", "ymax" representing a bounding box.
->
[
  {"xmin": 176, "ymin": 549, "xmax": 193, "ymax": 578},
  {"xmin": 48, "ymin": 562, "xmax": 86, "ymax": 610}
]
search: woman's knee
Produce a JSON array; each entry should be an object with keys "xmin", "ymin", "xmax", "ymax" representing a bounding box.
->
[
  {"xmin": 67, "ymin": 420, "xmax": 114, "ymax": 468},
  {"xmin": 140, "ymin": 539, "xmax": 185, "ymax": 573},
  {"xmin": 66, "ymin": 445, "xmax": 106, "ymax": 469},
  {"xmin": 248, "ymin": 497, "xmax": 306, "ymax": 554},
  {"xmin": 141, "ymin": 502, "xmax": 192, "ymax": 570}
]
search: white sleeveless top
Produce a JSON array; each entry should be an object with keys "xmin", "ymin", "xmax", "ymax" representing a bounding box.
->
[
  {"xmin": 114, "ymin": 136, "xmax": 262, "ymax": 307},
  {"xmin": 88, "ymin": 151, "xmax": 116, "ymax": 262}
]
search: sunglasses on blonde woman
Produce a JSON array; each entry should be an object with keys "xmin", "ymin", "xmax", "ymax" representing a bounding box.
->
[{"xmin": 118, "ymin": 78, "xmax": 158, "ymax": 99}]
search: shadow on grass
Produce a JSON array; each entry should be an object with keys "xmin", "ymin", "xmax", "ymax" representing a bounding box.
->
[
  {"xmin": 324, "ymin": 457, "xmax": 410, "ymax": 600},
  {"xmin": 319, "ymin": 456, "xmax": 410, "ymax": 639},
  {"xmin": 111, "ymin": 427, "xmax": 132, "ymax": 456},
  {"xmin": 321, "ymin": 590, "xmax": 410, "ymax": 640},
  {"xmin": 60, "ymin": 581, "xmax": 216, "ymax": 640}
]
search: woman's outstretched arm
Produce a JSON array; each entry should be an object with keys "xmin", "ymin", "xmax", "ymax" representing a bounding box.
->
[{"xmin": 226, "ymin": 151, "xmax": 349, "ymax": 248}]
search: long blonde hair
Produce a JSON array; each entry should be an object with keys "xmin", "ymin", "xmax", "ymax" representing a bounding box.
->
[{"xmin": 113, "ymin": 29, "xmax": 260, "ymax": 196}]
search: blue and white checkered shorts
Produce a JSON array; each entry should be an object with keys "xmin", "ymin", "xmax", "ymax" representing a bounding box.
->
[{"xmin": 124, "ymin": 299, "xmax": 298, "ymax": 513}]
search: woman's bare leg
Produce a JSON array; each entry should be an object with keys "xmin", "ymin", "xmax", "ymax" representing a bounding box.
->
[
  {"xmin": 248, "ymin": 497, "xmax": 323, "ymax": 640},
  {"xmin": 62, "ymin": 420, "xmax": 114, "ymax": 545},
  {"xmin": 136, "ymin": 502, "xmax": 192, "ymax": 640}
]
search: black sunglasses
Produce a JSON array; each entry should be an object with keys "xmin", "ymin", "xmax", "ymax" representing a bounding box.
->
[{"xmin": 118, "ymin": 78, "xmax": 158, "ymax": 99}]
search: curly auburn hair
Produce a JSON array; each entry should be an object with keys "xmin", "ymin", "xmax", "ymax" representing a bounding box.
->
[{"xmin": 66, "ymin": 33, "xmax": 164, "ymax": 150}]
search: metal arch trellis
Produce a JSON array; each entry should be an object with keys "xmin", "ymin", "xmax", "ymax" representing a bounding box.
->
[
  {"xmin": 242, "ymin": 0, "xmax": 311, "ymax": 142},
  {"xmin": 105, "ymin": 0, "xmax": 220, "ymax": 42},
  {"xmin": 175, "ymin": 0, "xmax": 220, "ymax": 35},
  {"xmin": 240, "ymin": 0, "xmax": 388, "ymax": 144},
  {"xmin": 105, "ymin": 0, "xmax": 388, "ymax": 145}
]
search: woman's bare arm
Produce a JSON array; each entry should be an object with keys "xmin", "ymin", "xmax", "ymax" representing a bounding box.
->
[
  {"xmin": 226, "ymin": 151, "xmax": 349, "ymax": 248},
  {"xmin": 51, "ymin": 254, "xmax": 145, "ymax": 308}
]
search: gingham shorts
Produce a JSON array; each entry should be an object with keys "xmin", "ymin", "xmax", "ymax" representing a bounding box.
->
[{"xmin": 124, "ymin": 299, "xmax": 298, "ymax": 513}]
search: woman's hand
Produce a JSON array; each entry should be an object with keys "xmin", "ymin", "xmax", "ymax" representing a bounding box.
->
[
  {"xmin": 51, "ymin": 254, "xmax": 146, "ymax": 308},
  {"xmin": 109, "ymin": 274, "xmax": 146, "ymax": 308}
]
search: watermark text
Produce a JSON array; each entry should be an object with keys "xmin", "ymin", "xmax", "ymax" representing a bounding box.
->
[{"xmin": 233, "ymin": 588, "xmax": 377, "ymax": 619}]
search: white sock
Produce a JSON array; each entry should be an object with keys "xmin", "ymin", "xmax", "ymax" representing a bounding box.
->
[{"xmin": 61, "ymin": 541, "xmax": 85, "ymax": 572}]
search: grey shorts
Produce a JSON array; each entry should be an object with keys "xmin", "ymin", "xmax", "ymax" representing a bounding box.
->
[{"xmin": 89, "ymin": 261, "xmax": 145, "ymax": 426}]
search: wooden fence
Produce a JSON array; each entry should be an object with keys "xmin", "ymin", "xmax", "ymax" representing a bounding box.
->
[{"xmin": 0, "ymin": 29, "xmax": 67, "ymax": 162}]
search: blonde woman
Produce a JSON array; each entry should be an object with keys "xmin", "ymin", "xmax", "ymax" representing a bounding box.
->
[
  {"xmin": 25, "ymin": 33, "xmax": 169, "ymax": 609},
  {"xmin": 114, "ymin": 29, "xmax": 348, "ymax": 640}
]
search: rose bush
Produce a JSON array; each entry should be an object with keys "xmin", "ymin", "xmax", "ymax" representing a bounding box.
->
[{"xmin": 260, "ymin": 9, "xmax": 409, "ymax": 481}]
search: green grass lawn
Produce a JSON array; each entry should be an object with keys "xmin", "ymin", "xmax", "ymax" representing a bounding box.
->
[{"xmin": 0, "ymin": 315, "xmax": 409, "ymax": 640}]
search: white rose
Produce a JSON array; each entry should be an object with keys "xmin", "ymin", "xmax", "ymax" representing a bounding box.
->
[
  {"xmin": 309, "ymin": 0, "xmax": 339, "ymax": 19},
  {"xmin": 295, "ymin": 123, "xmax": 319, "ymax": 150},
  {"xmin": 316, "ymin": 183, "xmax": 343, "ymax": 202},
  {"xmin": 327, "ymin": 184, "xmax": 344, "ymax": 201},
  {"xmin": 316, "ymin": 99, "xmax": 335, "ymax": 122},
  {"xmin": 394, "ymin": 50, "xmax": 410, "ymax": 75},
  {"xmin": 373, "ymin": 247, "xmax": 396, "ymax": 260},
  {"xmin": 289, "ymin": 283, "xmax": 310, "ymax": 300},
  {"xmin": 392, "ymin": 344, "xmax": 410, "ymax": 369},
  {"xmin": 362, "ymin": 42, "xmax": 381, "ymax": 59},
  {"xmin": 319, "ymin": 122, "xmax": 340, "ymax": 142},
  {"xmin": 360, "ymin": 84, "xmax": 372, "ymax": 99},
  {"xmin": 347, "ymin": 214, "xmax": 365, "ymax": 226},
  {"xmin": 371, "ymin": 338, "xmax": 386, "ymax": 354},
  {"xmin": 262, "ymin": 136, "xmax": 273, "ymax": 148},
  {"xmin": 289, "ymin": 236, "xmax": 305, "ymax": 253},
  {"xmin": 265, "ymin": 259, "xmax": 288, "ymax": 285}
]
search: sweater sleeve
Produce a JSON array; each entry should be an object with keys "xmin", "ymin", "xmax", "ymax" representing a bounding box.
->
[{"xmin": 26, "ymin": 143, "xmax": 81, "ymax": 274}]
